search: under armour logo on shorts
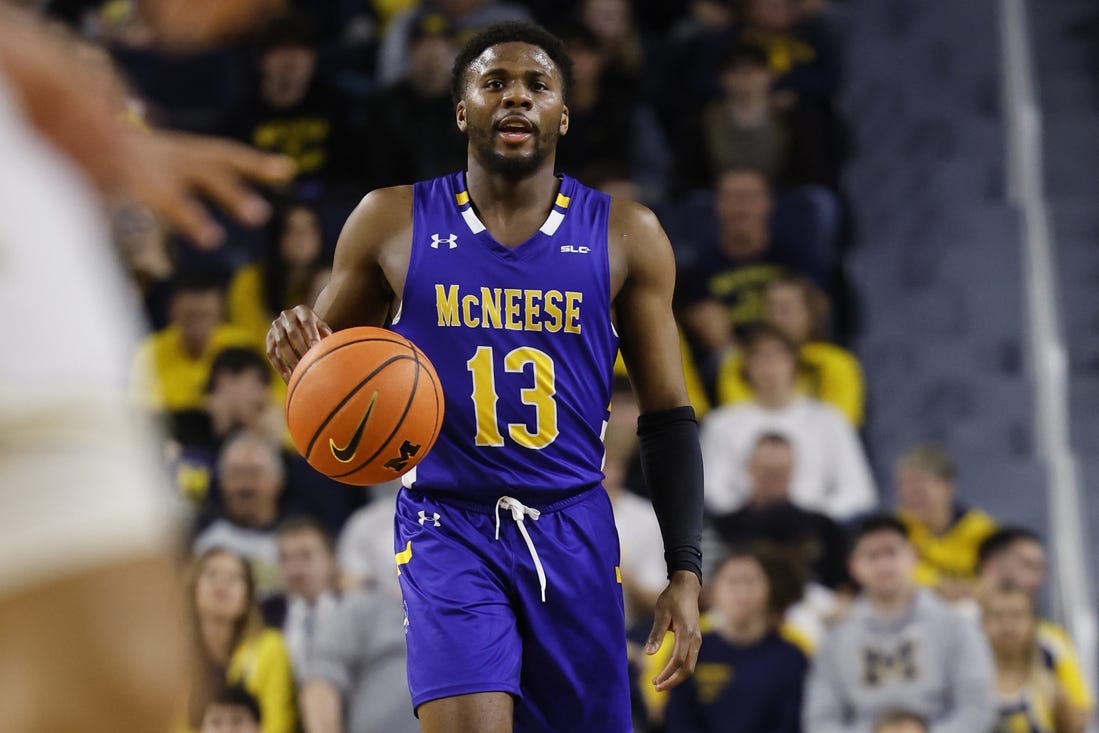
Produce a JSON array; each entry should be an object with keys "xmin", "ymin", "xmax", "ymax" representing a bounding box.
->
[
  {"xmin": 430, "ymin": 233, "xmax": 458, "ymax": 249},
  {"xmin": 418, "ymin": 511, "xmax": 441, "ymax": 527}
]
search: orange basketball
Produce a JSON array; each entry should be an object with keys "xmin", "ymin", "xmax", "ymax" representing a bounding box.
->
[{"xmin": 285, "ymin": 326, "xmax": 444, "ymax": 486}]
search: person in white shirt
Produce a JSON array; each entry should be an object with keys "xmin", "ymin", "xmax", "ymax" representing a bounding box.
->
[
  {"xmin": 269, "ymin": 517, "xmax": 340, "ymax": 679},
  {"xmin": 336, "ymin": 481, "xmax": 405, "ymax": 599},
  {"xmin": 701, "ymin": 325, "xmax": 877, "ymax": 520}
]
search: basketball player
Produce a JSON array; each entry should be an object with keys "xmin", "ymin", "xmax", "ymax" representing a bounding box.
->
[
  {"xmin": 0, "ymin": 5, "xmax": 293, "ymax": 732},
  {"xmin": 267, "ymin": 22, "xmax": 703, "ymax": 733}
]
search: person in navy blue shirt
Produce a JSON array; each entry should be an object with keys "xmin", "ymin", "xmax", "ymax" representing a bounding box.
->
[{"xmin": 665, "ymin": 546, "xmax": 809, "ymax": 733}]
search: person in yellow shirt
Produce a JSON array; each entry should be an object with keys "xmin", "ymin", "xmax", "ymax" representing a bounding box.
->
[
  {"xmin": 715, "ymin": 273, "xmax": 864, "ymax": 425},
  {"xmin": 977, "ymin": 528, "xmax": 1095, "ymax": 720},
  {"xmin": 894, "ymin": 443, "xmax": 998, "ymax": 600},
  {"xmin": 981, "ymin": 583, "xmax": 1089, "ymax": 733},
  {"xmin": 134, "ymin": 271, "xmax": 259, "ymax": 411},
  {"xmin": 227, "ymin": 201, "xmax": 329, "ymax": 346},
  {"xmin": 185, "ymin": 548, "xmax": 298, "ymax": 733}
]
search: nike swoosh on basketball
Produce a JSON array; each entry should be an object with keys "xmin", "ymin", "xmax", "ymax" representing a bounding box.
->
[{"xmin": 329, "ymin": 391, "xmax": 378, "ymax": 463}]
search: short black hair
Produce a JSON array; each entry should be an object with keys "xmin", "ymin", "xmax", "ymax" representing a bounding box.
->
[
  {"xmin": 451, "ymin": 21, "xmax": 574, "ymax": 105},
  {"xmin": 172, "ymin": 269, "xmax": 227, "ymax": 297},
  {"xmin": 852, "ymin": 514, "xmax": 910, "ymax": 549},
  {"xmin": 255, "ymin": 9, "xmax": 320, "ymax": 53},
  {"xmin": 206, "ymin": 684, "xmax": 261, "ymax": 724},
  {"xmin": 743, "ymin": 322, "xmax": 800, "ymax": 360},
  {"xmin": 976, "ymin": 526, "xmax": 1044, "ymax": 572},
  {"xmin": 276, "ymin": 515, "xmax": 335, "ymax": 553},
  {"xmin": 206, "ymin": 347, "xmax": 272, "ymax": 393}
]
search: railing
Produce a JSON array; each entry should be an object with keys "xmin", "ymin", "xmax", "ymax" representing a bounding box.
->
[{"xmin": 998, "ymin": 0, "xmax": 1098, "ymax": 704}]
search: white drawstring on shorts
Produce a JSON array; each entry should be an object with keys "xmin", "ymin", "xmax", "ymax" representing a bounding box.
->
[{"xmin": 494, "ymin": 496, "xmax": 547, "ymax": 603}]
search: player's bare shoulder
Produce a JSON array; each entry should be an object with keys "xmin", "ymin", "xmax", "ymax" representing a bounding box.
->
[
  {"xmin": 607, "ymin": 196, "xmax": 676, "ymax": 300},
  {"xmin": 335, "ymin": 185, "xmax": 416, "ymax": 295}
]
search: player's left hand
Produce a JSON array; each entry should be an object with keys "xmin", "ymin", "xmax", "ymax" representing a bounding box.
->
[{"xmin": 645, "ymin": 570, "xmax": 702, "ymax": 691}]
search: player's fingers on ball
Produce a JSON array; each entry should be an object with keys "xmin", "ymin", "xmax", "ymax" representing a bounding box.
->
[{"xmin": 317, "ymin": 319, "xmax": 333, "ymax": 337}]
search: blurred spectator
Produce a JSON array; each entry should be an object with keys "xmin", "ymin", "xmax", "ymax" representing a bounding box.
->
[
  {"xmin": 132, "ymin": 270, "xmax": 257, "ymax": 411},
  {"xmin": 736, "ymin": 0, "xmax": 842, "ymax": 109},
  {"xmin": 169, "ymin": 347, "xmax": 284, "ymax": 507},
  {"xmin": 221, "ymin": 10, "xmax": 357, "ymax": 195},
  {"xmin": 362, "ymin": 10, "xmax": 467, "ymax": 188},
  {"xmin": 658, "ymin": 0, "xmax": 739, "ymax": 137},
  {"xmin": 701, "ymin": 325, "xmax": 876, "ymax": 520},
  {"xmin": 194, "ymin": 431, "xmax": 288, "ymax": 596},
  {"xmin": 973, "ymin": 529, "xmax": 1096, "ymax": 720},
  {"xmin": 200, "ymin": 685, "xmax": 263, "ymax": 733},
  {"xmin": 711, "ymin": 432, "xmax": 849, "ymax": 591},
  {"xmin": 263, "ymin": 517, "xmax": 340, "ymax": 679},
  {"xmin": 336, "ymin": 481, "xmax": 404, "ymax": 597},
  {"xmin": 716, "ymin": 274, "xmax": 865, "ymax": 425},
  {"xmin": 674, "ymin": 168, "xmax": 835, "ymax": 368},
  {"xmin": 576, "ymin": 0, "xmax": 644, "ymax": 85},
  {"xmin": 377, "ymin": 0, "xmax": 531, "ymax": 86},
  {"xmin": 603, "ymin": 378, "xmax": 667, "ymax": 628},
  {"xmin": 803, "ymin": 516, "xmax": 996, "ymax": 733},
  {"xmin": 664, "ymin": 547, "xmax": 808, "ymax": 733},
  {"xmin": 227, "ymin": 200, "xmax": 330, "ymax": 344},
  {"xmin": 674, "ymin": 44, "xmax": 835, "ymax": 192},
  {"xmin": 895, "ymin": 444, "xmax": 998, "ymax": 602},
  {"xmin": 112, "ymin": 203, "xmax": 175, "ymax": 330},
  {"xmin": 299, "ymin": 588, "xmax": 418, "ymax": 733},
  {"xmin": 979, "ymin": 584, "xmax": 1089, "ymax": 733},
  {"xmin": 554, "ymin": 24, "xmax": 636, "ymax": 184},
  {"xmin": 186, "ymin": 548, "xmax": 297, "ymax": 733},
  {"xmin": 874, "ymin": 710, "xmax": 929, "ymax": 733}
]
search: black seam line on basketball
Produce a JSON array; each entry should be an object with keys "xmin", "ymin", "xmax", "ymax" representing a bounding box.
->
[
  {"xmin": 286, "ymin": 335, "xmax": 413, "ymax": 409},
  {"xmin": 332, "ymin": 351, "xmax": 422, "ymax": 478},
  {"xmin": 304, "ymin": 354, "xmax": 415, "ymax": 459}
]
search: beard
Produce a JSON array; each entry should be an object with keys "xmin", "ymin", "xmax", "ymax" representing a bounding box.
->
[{"xmin": 467, "ymin": 123, "xmax": 559, "ymax": 179}]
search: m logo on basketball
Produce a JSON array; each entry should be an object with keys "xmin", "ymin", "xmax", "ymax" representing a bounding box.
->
[
  {"xmin": 385, "ymin": 439, "xmax": 422, "ymax": 472},
  {"xmin": 329, "ymin": 391, "xmax": 378, "ymax": 463},
  {"xmin": 430, "ymin": 233, "xmax": 458, "ymax": 249}
]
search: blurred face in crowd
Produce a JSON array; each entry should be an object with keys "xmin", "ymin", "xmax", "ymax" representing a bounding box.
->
[
  {"xmin": 172, "ymin": 289, "xmax": 224, "ymax": 358},
  {"xmin": 982, "ymin": 588, "xmax": 1037, "ymax": 659},
  {"xmin": 201, "ymin": 704, "xmax": 259, "ymax": 733},
  {"xmin": 710, "ymin": 556, "xmax": 770, "ymax": 629},
  {"xmin": 982, "ymin": 539, "xmax": 1047, "ymax": 596},
  {"xmin": 721, "ymin": 59, "xmax": 773, "ymax": 102},
  {"xmin": 195, "ymin": 551, "xmax": 251, "ymax": 623},
  {"xmin": 747, "ymin": 438, "xmax": 793, "ymax": 506},
  {"xmin": 278, "ymin": 528, "xmax": 336, "ymax": 603},
  {"xmin": 744, "ymin": 336, "xmax": 797, "ymax": 402},
  {"xmin": 746, "ymin": 0, "xmax": 800, "ymax": 33},
  {"xmin": 582, "ymin": 0, "xmax": 632, "ymax": 44},
  {"xmin": 851, "ymin": 530, "xmax": 916, "ymax": 603},
  {"xmin": 208, "ymin": 366, "xmax": 269, "ymax": 425},
  {"xmin": 219, "ymin": 437, "xmax": 283, "ymax": 527},
  {"xmin": 764, "ymin": 281, "xmax": 813, "ymax": 344},
  {"xmin": 896, "ymin": 465, "xmax": 954, "ymax": 532},
  {"xmin": 260, "ymin": 43, "xmax": 316, "ymax": 109},
  {"xmin": 567, "ymin": 40, "xmax": 604, "ymax": 90},
  {"xmin": 408, "ymin": 35, "xmax": 457, "ymax": 97},
  {"xmin": 278, "ymin": 205, "xmax": 322, "ymax": 267},
  {"xmin": 715, "ymin": 170, "xmax": 772, "ymax": 247},
  {"xmin": 458, "ymin": 42, "xmax": 569, "ymax": 180}
]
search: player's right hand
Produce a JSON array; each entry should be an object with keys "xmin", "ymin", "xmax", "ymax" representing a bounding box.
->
[{"xmin": 267, "ymin": 305, "xmax": 333, "ymax": 382}]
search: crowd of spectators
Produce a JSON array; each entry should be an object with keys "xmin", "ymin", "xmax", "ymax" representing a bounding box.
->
[{"xmin": 26, "ymin": 0, "xmax": 1094, "ymax": 731}]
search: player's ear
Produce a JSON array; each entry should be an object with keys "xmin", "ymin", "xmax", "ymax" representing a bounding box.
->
[
  {"xmin": 559, "ymin": 105, "xmax": 569, "ymax": 137},
  {"xmin": 456, "ymin": 101, "xmax": 468, "ymax": 133}
]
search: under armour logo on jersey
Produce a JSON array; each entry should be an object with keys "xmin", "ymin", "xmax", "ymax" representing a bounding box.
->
[
  {"xmin": 560, "ymin": 244, "xmax": 590, "ymax": 254},
  {"xmin": 418, "ymin": 511, "xmax": 441, "ymax": 527},
  {"xmin": 430, "ymin": 233, "xmax": 458, "ymax": 249}
]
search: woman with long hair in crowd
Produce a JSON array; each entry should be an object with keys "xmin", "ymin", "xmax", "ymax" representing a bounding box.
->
[{"xmin": 184, "ymin": 547, "xmax": 297, "ymax": 733}]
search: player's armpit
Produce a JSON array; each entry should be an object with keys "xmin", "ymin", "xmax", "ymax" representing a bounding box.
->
[{"xmin": 0, "ymin": 553, "xmax": 186, "ymax": 733}]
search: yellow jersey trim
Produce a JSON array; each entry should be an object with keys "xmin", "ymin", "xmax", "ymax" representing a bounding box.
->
[{"xmin": 394, "ymin": 540, "xmax": 413, "ymax": 575}]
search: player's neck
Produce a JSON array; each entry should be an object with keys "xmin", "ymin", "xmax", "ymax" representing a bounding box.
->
[
  {"xmin": 200, "ymin": 617, "xmax": 237, "ymax": 663},
  {"xmin": 465, "ymin": 159, "xmax": 560, "ymax": 219}
]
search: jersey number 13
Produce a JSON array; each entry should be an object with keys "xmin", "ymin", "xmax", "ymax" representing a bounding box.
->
[{"xmin": 466, "ymin": 345, "xmax": 559, "ymax": 449}]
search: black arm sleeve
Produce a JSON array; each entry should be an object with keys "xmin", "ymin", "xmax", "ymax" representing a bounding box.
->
[{"xmin": 637, "ymin": 406, "xmax": 705, "ymax": 582}]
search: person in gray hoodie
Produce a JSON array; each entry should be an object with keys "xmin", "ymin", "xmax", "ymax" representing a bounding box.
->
[{"xmin": 803, "ymin": 515, "xmax": 996, "ymax": 733}]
